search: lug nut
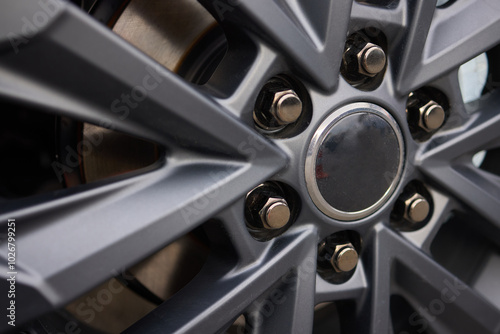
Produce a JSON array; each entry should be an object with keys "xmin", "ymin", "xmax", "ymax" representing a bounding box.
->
[
  {"xmin": 331, "ymin": 243, "xmax": 359, "ymax": 273},
  {"xmin": 341, "ymin": 30, "xmax": 388, "ymax": 89},
  {"xmin": 403, "ymin": 193, "xmax": 430, "ymax": 224},
  {"xmin": 245, "ymin": 182, "xmax": 299, "ymax": 240},
  {"xmin": 358, "ymin": 43, "xmax": 386, "ymax": 76},
  {"xmin": 254, "ymin": 80, "xmax": 303, "ymax": 130},
  {"xmin": 317, "ymin": 232, "xmax": 362, "ymax": 283},
  {"xmin": 273, "ymin": 91, "xmax": 302, "ymax": 124},
  {"xmin": 418, "ymin": 100, "xmax": 445, "ymax": 132},
  {"xmin": 259, "ymin": 197, "xmax": 291, "ymax": 229}
]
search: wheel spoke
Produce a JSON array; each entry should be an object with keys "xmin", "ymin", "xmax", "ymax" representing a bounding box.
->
[
  {"xmin": 0, "ymin": 1, "xmax": 288, "ymax": 329},
  {"xmin": 392, "ymin": 0, "xmax": 437, "ymax": 94},
  {"xmin": 1, "ymin": 105, "xmax": 285, "ymax": 332},
  {"xmin": 125, "ymin": 227, "xmax": 317, "ymax": 333},
  {"xmin": 396, "ymin": 0, "xmax": 500, "ymax": 93},
  {"xmin": 422, "ymin": 92, "xmax": 500, "ymax": 160},
  {"xmin": 422, "ymin": 163, "xmax": 500, "ymax": 227},
  {"xmin": 356, "ymin": 225, "xmax": 392, "ymax": 334},
  {"xmin": 246, "ymin": 239, "xmax": 317, "ymax": 334},
  {"xmin": 0, "ymin": 2, "xmax": 278, "ymax": 159},
  {"xmin": 0, "ymin": 146, "xmax": 284, "ymax": 329},
  {"xmin": 387, "ymin": 227, "xmax": 500, "ymax": 333},
  {"xmin": 418, "ymin": 92, "xmax": 500, "ymax": 225},
  {"xmin": 199, "ymin": 0, "xmax": 353, "ymax": 91}
]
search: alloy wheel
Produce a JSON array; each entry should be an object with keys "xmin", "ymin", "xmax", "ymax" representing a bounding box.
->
[{"xmin": 1, "ymin": 0, "xmax": 500, "ymax": 333}]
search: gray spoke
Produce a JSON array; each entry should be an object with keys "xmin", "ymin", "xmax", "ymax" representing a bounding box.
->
[
  {"xmin": 246, "ymin": 237, "xmax": 316, "ymax": 334},
  {"xmin": 358, "ymin": 225, "xmax": 392, "ymax": 334},
  {"xmin": 0, "ymin": 1, "xmax": 274, "ymax": 158},
  {"xmin": 199, "ymin": 0, "xmax": 352, "ymax": 91},
  {"xmin": 425, "ymin": 91, "xmax": 500, "ymax": 159},
  {"xmin": 418, "ymin": 92, "xmax": 500, "ymax": 226},
  {"xmin": 0, "ymin": 157, "xmax": 280, "ymax": 330},
  {"xmin": 125, "ymin": 227, "xmax": 317, "ymax": 334},
  {"xmin": 387, "ymin": 227, "xmax": 500, "ymax": 333},
  {"xmin": 0, "ymin": 1, "xmax": 286, "ymax": 330},
  {"xmin": 392, "ymin": 0, "xmax": 437, "ymax": 94},
  {"xmin": 421, "ymin": 163, "xmax": 500, "ymax": 227},
  {"xmin": 397, "ymin": 0, "xmax": 500, "ymax": 93}
]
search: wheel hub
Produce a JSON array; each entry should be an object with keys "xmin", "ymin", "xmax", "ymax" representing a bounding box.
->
[{"xmin": 305, "ymin": 103, "xmax": 404, "ymax": 221}]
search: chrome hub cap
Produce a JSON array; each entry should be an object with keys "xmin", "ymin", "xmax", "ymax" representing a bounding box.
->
[{"xmin": 306, "ymin": 103, "xmax": 404, "ymax": 221}]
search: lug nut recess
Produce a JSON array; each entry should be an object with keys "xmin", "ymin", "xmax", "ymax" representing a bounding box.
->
[
  {"xmin": 406, "ymin": 88, "xmax": 449, "ymax": 141},
  {"xmin": 253, "ymin": 78, "xmax": 303, "ymax": 131},
  {"xmin": 404, "ymin": 193, "xmax": 430, "ymax": 224},
  {"xmin": 341, "ymin": 29, "xmax": 388, "ymax": 91},
  {"xmin": 259, "ymin": 197, "xmax": 291, "ymax": 230},
  {"xmin": 391, "ymin": 181, "xmax": 433, "ymax": 231},
  {"xmin": 317, "ymin": 231, "xmax": 362, "ymax": 284},
  {"xmin": 245, "ymin": 181, "xmax": 300, "ymax": 241},
  {"xmin": 330, "ymin": 243, "xmax": 359, "ymax": 273},
  {"xmin": 358, "ymin": 43, "xmax": 387, "ymax": 77}
]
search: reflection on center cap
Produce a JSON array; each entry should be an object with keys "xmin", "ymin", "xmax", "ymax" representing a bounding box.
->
[{"xmin": 305, "ymin": 103, "xmax": 404, "ymax": 221}]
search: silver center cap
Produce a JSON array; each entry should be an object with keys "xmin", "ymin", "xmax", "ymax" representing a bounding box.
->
[{"xmin": 305, "ymin": 103, "xmax": 404, "ymax": 221}]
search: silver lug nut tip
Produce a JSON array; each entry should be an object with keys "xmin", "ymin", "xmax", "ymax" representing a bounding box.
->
[
  {"xmin": 404, "ymin": 194, "xmax": 430, "ymax": 224},
  {"xmin": 361, "ymin": 45, "xmax": 386, "ymax": 75},
  {"xmin": 423, "ymin": 103, "xmax": 445, "ymax": 131},
  {"xmin": 260, "ymin": 198, "xmax": 290, "ymax": 229},
  {"xmin": 408, "ymin": 198, "xmax": 430, "ymax": 223},
  {"xmin": 331, "ymin": 244, "xmax": 359, "ymax": 272},
  {"xmin": 273, "ymin": 91, "xmax": 302, "ymax": 124}
]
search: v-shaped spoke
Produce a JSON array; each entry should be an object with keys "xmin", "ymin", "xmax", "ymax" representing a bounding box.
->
[
  {"xmin": 125, "ymin": 227, "xmax": 317, "ymax": 334},
  {"xmin": 396, "ymin": 0, "xmax": 500, "ymax": 93},
  {"xmin": 199, "ymin": 0, "xmax": 353, "ymax": 91},
  {"xmin": 0, "ymin": 2, "xmax": 284, "ymax": 160}
]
